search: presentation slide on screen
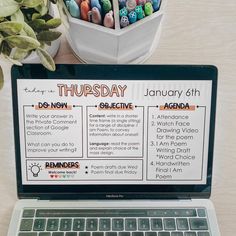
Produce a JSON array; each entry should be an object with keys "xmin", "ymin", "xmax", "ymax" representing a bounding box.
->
[{"xmin": 17, "ymin": 79, "xmax": 212, "ymax": 185}]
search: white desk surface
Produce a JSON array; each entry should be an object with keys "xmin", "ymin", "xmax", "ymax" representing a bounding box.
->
[{"xmin": 0, "ymin": 0, "xmax": 236, "ymax": 235}]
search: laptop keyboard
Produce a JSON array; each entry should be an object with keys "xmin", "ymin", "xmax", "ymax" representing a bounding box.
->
[{"xmin": 18, "ymin": 209, "xmax": 211, "ymax": 236}]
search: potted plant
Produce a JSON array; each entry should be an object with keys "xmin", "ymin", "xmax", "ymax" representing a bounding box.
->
[{"xmin": 0, "ymin": 0, "xmax": 62, "ymax": 89}]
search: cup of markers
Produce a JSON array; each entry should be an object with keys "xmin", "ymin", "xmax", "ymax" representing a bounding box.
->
[
  {"xmin": 58, "ymin": 0, "xmax": 165, "ymax": 63},
  {"xmin": 119, "ymin": 0, "xmax": 161, "ymax": 28},
  {"xmin": 65, "ymin": 0, "xmax": 115, "ymax": 28}
]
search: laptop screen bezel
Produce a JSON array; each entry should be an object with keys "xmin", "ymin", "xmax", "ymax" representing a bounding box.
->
[{"xmin": 11, "ymin": 64, "xmax": 217, "ymax": 200}]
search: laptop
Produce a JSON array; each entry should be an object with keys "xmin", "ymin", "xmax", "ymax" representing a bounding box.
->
[{"xmin": 8, "ymin": 64, "xmax": 220, "ymax": 236}]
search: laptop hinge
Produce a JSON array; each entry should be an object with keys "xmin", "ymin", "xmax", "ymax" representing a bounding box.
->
[
  {"xmin": 19, "ymin": 196, "xmax": 40, "ymax": 200},
  {"xmin": 19, "ymin": 199, "xmax": 39, "ymax": 203}
]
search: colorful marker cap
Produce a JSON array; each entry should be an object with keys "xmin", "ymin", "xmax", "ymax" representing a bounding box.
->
[
  {"xmin": 152, "ymin": 0, "xmax": 161, "ymax": 11},
  {"xmin": 88, "ymin": 7, "xmax": 102, "ymax": 24},
  {"xmin": 120, "ymin": 15, "xmax": 130, "ymax": 28},
  {"xmin": 135, "ymin": 5, "xmax": 144, "ymax": 19},
  {"xmin": 119, "ymin": 0, "xmax": 127, "ymax": 8},
  {"xmin": 102, "ymin": 0, "xmax": 112, "ymax": 14},
  {"xmin": 104, "ymin": 10, "xmax": 114, "ymax": 28},
  {"xmin": 91, "ymin": 0, "xmax": 102, "ymax": 13},
  {"xmin": 75, "ymin": 0, "xmax": 82, "ymax": 6},
  {"xmin": 128, "ymin": 11, "xmax": 137, "ymax": 24},
  {"xmin": 144, "ymin": 2, "xmax": 153, "ymax": 16},
  {"xmin": 81, "ymin": 0, "xmax": 90, "ymax": 21},
  {"xmin": 119, "ymin": 7, "xmax": 128, "ymax": 17},
  {"xmin": 137, "ymin": 0, "xmax": 146, "ymax": 6},
  {"xmin": 126, "ymin": 0, "xmax": 137, "ymax": 12},
  {"xmin": 68, "ymin": 0, "xmax": 80, "ymax": 18}
]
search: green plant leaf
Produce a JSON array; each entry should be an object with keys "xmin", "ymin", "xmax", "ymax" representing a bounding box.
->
[
  {"xmin": 1, "ymin": 40, "xmax": 11, "ymax": 56},
  {"xmin": 12, "ymin": 48, "xmax": 30, "ymax": 60},
  {"xmin": 0, "ymin": 21, "xmax": 23, "ymax": 35},
  {"xmin": 35, "ymin": 3, "xmax": 48, "ymax": 16},
  {"xmin": 11, "ymin": 9, "xmax": 24, "ymax": 22},
  {"xmin": 42, "ymin": 14, "xmax": 53, "ymax": 21},
  {"xmin": 4, "ymin": 55, "xmax": 22, "ymax": 65},
  {"xmin": 46, "ymin": 18, "xmax": 61, "ymax": 28},
  {"xmin": 4, "ymin": 35, "xmax": 40, "ymax": 50},
  {"xmin": 37, "ymin": 30, "xmax": 61, "ymax": 42},
  {"xmin": 22, "ymin": 0, "xmax": 44, "ymax": 8},
  {"xmin": 23, "ymin": 22, "xmax": 36, "ymax": 39},
  {"xmin": 44, "ymin": 41, "xmax": 52, "ymax": 46},
  {"xmin": 0, "ymin": 32, "xmax": 3, "ymax": 45},
  {"xmin": 0, "ymin": 66, "xmax": 3, "ymax": 90},
  {"xmin": 32, "ymin": 13, "xmax": 41, "ymax": 20},
  {"xmin": 36, "ymin": 47, "xmax": 55, "ymax": 71},
  {"xmin": 41, "ymin": 14, "xmax": 53, "ymax": 22},
  {"xmin": 29, "ymin": 19, "xmax": 47, "ymax": 31},
  {"xmin": 0, "ymin": 0, "xmax": 20, "ymax": 17}
]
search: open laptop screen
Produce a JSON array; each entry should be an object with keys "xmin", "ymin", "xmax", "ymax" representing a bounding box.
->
[{"xmin": 11, "ymin": 65, "xmax": 217, "ymax": 199}]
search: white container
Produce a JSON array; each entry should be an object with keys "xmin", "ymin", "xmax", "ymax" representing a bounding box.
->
[{"xmin": 58, "ymin": 0, "xmax": 166, "ymax": 64}]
